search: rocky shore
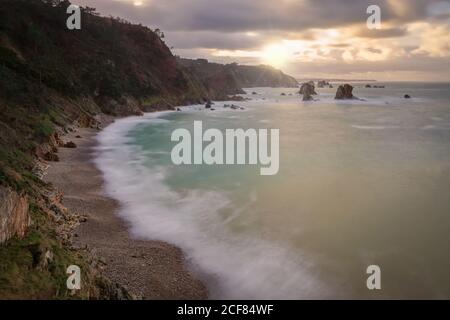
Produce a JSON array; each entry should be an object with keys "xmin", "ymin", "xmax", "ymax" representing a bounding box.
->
[{"xmin": 43, "ymin": 114, "xmax": 207, "ymax": 299}]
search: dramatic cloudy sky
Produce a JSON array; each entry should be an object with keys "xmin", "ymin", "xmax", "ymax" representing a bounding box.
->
[{"xmin": 73, "ymin": 0, "xmax": 450, "ymax": 81}]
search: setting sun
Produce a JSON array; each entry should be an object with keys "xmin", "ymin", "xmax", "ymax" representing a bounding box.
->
[{"xmin": 261, "ymin": 43, "xmax": 290, "ymax": 68}]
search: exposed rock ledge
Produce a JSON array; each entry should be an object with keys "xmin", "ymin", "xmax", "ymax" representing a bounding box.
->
[{"xmin": 0, "ymin": 186, "xmax": 30, "ymax": 244}]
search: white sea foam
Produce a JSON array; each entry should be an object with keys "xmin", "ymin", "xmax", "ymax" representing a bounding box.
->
[
  {"xmin": 94, "ymin": 111, "xmax": 330, "ymax": 299},
  {"xmin": 422, "ymin": 124, "xmax": 450, "ymax": 130},
  {"xmin": 351, "ymin": 125, "xmax": 399, "ymax": 130}
]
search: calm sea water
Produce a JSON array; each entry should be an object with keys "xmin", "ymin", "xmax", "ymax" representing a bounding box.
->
[{"xmin": 96, "ymin": 82, "xmax": 450, "ymax": 299}]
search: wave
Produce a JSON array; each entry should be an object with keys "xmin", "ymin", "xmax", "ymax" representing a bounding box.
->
[
  {"xmin": 422, "ymin": 124, "xmax": 450, "ymax": 130},
  {"xmin": 94, "ymin": 111, "xmax": 330, "ymax": 299},
  {"xmin": 351, "ymin": 125, "xmax": 400, "ymax": 130}
]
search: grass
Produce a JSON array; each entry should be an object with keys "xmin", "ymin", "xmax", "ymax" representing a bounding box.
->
[{"xmin": 0, "ymin": 203, "xmax": 94, "ymax": 300}]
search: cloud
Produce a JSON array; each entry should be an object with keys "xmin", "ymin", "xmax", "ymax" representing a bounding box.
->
[
  {"xmin": 165, "ymin": 31, "xmax": 266, "ymax": 50},
  {"xmin": 72, "ymin": 0, "xmax": 450, "ymax": 80},
  {"xmin": 352, "ymin": 26, "xmax": 408, "ymax": 38},
  {"xmin": 75, "ymin": 0, "xmax": 442, "ymax": 32}
]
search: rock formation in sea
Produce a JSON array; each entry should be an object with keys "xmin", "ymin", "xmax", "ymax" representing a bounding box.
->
[
  {"xmin": 317, "ymin": 80, "xmax": 331, "ymax": 88},
  {"xmin": 300, "ymin": 81, "xmax": 317, "ymax": 94},
  {"xmin": 335, "ymin": 84, "xmax": 357, "ymax": 100},
  {"xmin": 300, "ymin": 82, "xmax": 317, "ymax": 101}
]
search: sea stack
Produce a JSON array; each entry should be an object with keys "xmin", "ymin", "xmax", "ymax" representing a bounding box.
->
[
  {"xmin": 335, "ymin": 84, "xmax": 356, "ymax": 100},
  {"xmin": 317, "ymin": 80, "xmax": 331, "ymax": 88},
  {"xmin": 299, "ymin": 82, "xmax": 316, "ymax": 101}
]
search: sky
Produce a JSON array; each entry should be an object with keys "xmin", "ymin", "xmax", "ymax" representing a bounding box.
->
[{"xmin": 72, "ymin": 0, "xmax": 450, "ymax": 81}]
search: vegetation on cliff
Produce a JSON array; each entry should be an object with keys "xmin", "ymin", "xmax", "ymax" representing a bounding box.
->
[
  {"xmin": 0, "ymin": 0, "xmax": 209, "ymax": 299},
  {"xmin": 0, "ymin": 0, "xmax": 299, "ymax": 299},
  {"xmin": 179, "ymin": 58, "xmax": 299, "ymax": 98}
]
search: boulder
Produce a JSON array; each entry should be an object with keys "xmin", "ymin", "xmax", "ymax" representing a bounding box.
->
[
  {"xmin": 335, "ymin": 84, "xmax": 356, "ymax": 100},
  {"xmin": 44, "ymin": 152, "xmax": 60, "ymax": 162},
  {"xmin": 404, "ymin": 94, "xmax": 411, "ymax": 99},
  {"xmin": 63, "ymin": 141, "xmax": 77, "ymax": 148},
  {"xmin": 205, "ymin": 101, "xmax": 213, "ymax": 109},
  {"xmin": 29, "ymin": 243, "xmax": 54, "ymax": 270}
]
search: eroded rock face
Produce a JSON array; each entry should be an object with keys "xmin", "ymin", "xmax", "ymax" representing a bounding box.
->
[
  {"xmin": 0, "ymin": 186, "xmax": 30, "ymax": 243},
  {"xmin": 44, "ymin": 152, "xmax": 60, "ymax": 162},
  {"xmin": 34, "ymin": 132, "xmax": 63, "ymax": 160},
  {"xmin": 335, "ymin": 84, "xmax": 356, "ymax": 100},
  {"xmin": 97, "ymin": 96, "xmax": 144, "ymax": 116},
  {"xmin": 300, "ymin": 82, "xmax": 316, "ymax": 101}
]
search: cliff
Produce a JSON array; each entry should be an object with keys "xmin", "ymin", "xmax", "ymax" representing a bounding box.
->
[
  {"xmin": 0, "ymin": 186, "xmax": 30, "ymax": 243},
  {"xmin": 178, "ymin": 58, "xmax": 299, "ymax": 98},
  {"xmin": 0, "ymin": 0, "xmax": 299, "ymax": 299},
  {"xmin": 0, "ymin": 0, "xmax": 208, "ymax": 299}
]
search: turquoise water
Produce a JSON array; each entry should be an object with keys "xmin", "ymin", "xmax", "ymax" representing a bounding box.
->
[{"xmin": 96, "ymin": 82, "xmax": 450, "ymax": 299}]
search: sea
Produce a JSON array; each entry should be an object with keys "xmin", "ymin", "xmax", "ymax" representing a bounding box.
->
[{"xmin": 94, "ymin": 82, "xmax": 450, "ymax": 299}]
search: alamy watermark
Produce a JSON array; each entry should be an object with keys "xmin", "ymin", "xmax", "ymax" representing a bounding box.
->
[
  {"xmin": 367, "ymin": 5, "xmax": 382, "ymax": 30},
  {"xmin": 366, "ymin": 265, "xmax": 382, "ymax": 290},
  {"xmin": 171, "ymin": 121, "xmax": 280, "ymax": 176},
  {"xmin": 66, "ymin": 265, "xmax": 81, "ymax": 290},
  {"xmin": 66, "ymin": 4, "xmax": 81, "ymax": 30}
]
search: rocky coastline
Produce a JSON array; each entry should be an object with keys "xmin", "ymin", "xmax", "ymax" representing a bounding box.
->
[{"xmin": 41, "ymin": 113, "xmax": 208, "ymax": 299}]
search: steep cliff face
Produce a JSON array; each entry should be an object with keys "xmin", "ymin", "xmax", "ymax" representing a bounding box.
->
[
  {"xmin": 0, "ymin": 186, "xmax": 30, "ymax": 244},
  {"xmin": 0, "ymin": 0, "xmax": 213, "ymax": 196},
  {"xmin": 178, "ymin": 58, "xmax": 299, "ymax": 98},
  {"xmin": 0, "ymin": 0, "xmax": 299, "ymax": 299},
  {"xmin": 0, "ymin": 0, "xmax": 210, "ymax": 299},
  {"xmin": 0, "ymin": 0, "xmax": 211, "ymax": 113},
  {"xmin": 231, "ymin": 64, "xmax": 299, "ymax": 88}
]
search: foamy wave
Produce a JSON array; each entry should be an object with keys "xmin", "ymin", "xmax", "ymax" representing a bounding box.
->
[
  {"xmin": 351, "ymin": 125, "xmax": 399, "ymax": 130},
  {"xmin": 422, "ymin": 124, "xmax": 450, "ymax": 130},
  {"xmin": 94, "ymin": 112, "xmax": 331, "ymax": 299}
]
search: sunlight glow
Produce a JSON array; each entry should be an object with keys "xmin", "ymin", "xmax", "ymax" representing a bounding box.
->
[{"xmin": 261, "ymin": 43, "xmax": 290, "ymax": 68}]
